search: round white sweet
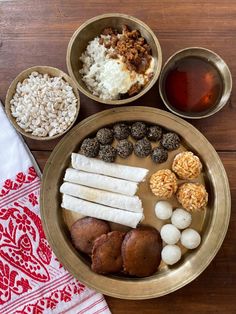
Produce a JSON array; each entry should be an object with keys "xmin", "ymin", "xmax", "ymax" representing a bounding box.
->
[
  {"xmin": 155, "ymin": 201, "xmax": 173, "ymax": 220},
  {"xmin": 160, "ymin": 224, "xmax": 181, "ymax": 245},
  {"xmin": 161, "ymin": 245, "xmax": 181, "ymax": 265},
  {"xmin": 171, "ymin": 208, "xmax": 192, "ymax": 230},
  {"xmin": 181, "ymin": 228, "xmax": 201, "ymax": 249}
]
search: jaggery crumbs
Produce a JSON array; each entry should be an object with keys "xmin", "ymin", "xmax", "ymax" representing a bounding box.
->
[
  {"xmin": 176, "ymin": 183, "xmax": 208, "ymax": 212},
  {"xmin": 149, "ymin": 169, "xmax": 178, "ymax": 199},
  {"xmin": 172, "ymin": 151, "xmax": 202, "ymax": 180},
  {"xmin": 102, "ymin": 25, "xmax": 152, "ymax": 75}
]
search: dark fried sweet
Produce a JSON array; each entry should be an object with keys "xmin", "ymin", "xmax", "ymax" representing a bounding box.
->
[
  {"xmin": 122, "ymin": 227, "xmax": 162, "ymax": 277},
  {"xmin": 116, "ymin": 139, "xmax": 133, "ymax": 158},
  {"xmin": 147, "ymin": 125, "xmax": 163, "ymax": 141},
  {"xmin": 80, "ymin": 138, "xmax": 100, "ymax": 158},
  {"xmin": 131, "ymin": 121, "xmax": 147, "ymax": 139},
  {"xmin": 161, "ymin": 132, "xmax": 180, "ymax": 151},
  {"xmin": 151, "ymin": 147, "xmax": 168, "ymax": 163},
  {"xmin": 70, "ymin": 217, "xmax": 110, "ymax": 255},
  {"xmin": 96, "ymin": 128, "xmax": 114, "ymax": 145},
  {"xmin": 99, "ymin": 145, "xmax": 117, "ymax": 162},
  {"xmin": 92, "ymin": 231, "xmax": 126, "ymax": 274},
  {"xmin": 134, "ymin": 138, "xmax": 152, "ymax": 157},
  {"xmin": 113, "ymin": 123, "xmax": 130, "ymax": 140}
]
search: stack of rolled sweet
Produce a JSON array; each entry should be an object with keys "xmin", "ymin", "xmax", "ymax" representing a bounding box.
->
[{"xmin": 60, "ymin": 153, "xmax": 148, "ymax": 228}]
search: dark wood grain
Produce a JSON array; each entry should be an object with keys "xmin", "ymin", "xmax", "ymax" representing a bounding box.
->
[
  {"xmin": 0, "ymin": 0, "xmax": 236, "ymax": 151},
  {"xmin": 1, "ymin": 1, "xmax": 236, "ymax": 313}
]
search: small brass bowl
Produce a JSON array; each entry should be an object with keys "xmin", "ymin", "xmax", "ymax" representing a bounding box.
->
[
  {"xmin": 159, "ymin": 47, "xmax": 232, "ymax": 119},
  {"xmin": 66, "ymin": 13, "xmax": 162, "ymax": 105},
  {"xmin": 5, "ymin": 66, "xmax": 80, "ymax": 140}
]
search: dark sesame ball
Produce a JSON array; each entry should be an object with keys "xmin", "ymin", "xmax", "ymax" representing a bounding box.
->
[
  {"xmin": 80, "ymin": 138, "xmax": 100, "ymax": 158},
  {"xmin": 96, "ymin": 128, "xmax": 114, "ymax": 145},
  {"xmin": 151, "ymin": 147, "xmax": 168, "ymax": 163},
  {"xmin": 134, "ymin": 138, "xmax": 152, "ymax": 158},
  {"xmin": 98, "ymin": 145, "xmax": 117, "ymax": 163},
  {"xmin": 147, "ymin": 125, "xmax": 163, "ymax": 141},
  {"xmin": 131, "ymin": 122, "xmax": 147, "ymax": 140},
  {"xmin": 116, "ymin": 140, "xmax": 133, "ymax": 158},
  {"xmin": 113, "ymin": 123, "xmax": 130, "ymax": 140},
  {"xmin": 161, "ymin": 132, "xmax": 181, "ymax": 151}
]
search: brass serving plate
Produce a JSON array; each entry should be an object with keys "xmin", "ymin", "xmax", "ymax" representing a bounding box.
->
[{"xmin": 41, "ymin": 106, "xmax": 230, "ymax": 299}]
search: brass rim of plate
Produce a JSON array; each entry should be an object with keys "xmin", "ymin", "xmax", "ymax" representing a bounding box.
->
[
  {"xmin": 40, "ymin": 106, "xmax": 231, "ymax": 299},
  {"xmin": 66, "ymin": 13, "xmax": 162, "ymax": 105},
  {"xmin": 5, "ymin": 66, "xmax": 80, "ymax": 141}
]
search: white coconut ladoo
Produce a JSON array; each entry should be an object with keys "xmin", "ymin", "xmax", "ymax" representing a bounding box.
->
[
  {"xmin": 181, "ymin": 228, "xmax": 201, "ymax": 249},
  {"xmin": 155, "ymin": 201, "xmax": 173, "ymax": 220},
  {"xmin": 161, "ymin": 245, "xmax": 182, "ymax": 265},
  {"xmin": 171, "ymin": 208, "xmax": 192, "ymax": 230},
  {"xmin": 160, "ymin": 224, "xmax": 181, "ymax": 245}
]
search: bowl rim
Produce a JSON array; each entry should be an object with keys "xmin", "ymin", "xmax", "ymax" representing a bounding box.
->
[
  {"xmin": 158, "ymin": 46, "xmax": 233, "ymax": 119},
  {"xmin": 5, "ymin": 65, "xmax": 80, "ymax": 141},
  {"xmin": 66, "ymin": 13, "xmax": 162, "ymax": 105}
]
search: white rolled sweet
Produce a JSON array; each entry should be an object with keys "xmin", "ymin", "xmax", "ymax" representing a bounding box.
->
[
  {"xmin": 64, "ymin": 168, "xmax": 138, "ymax": 196},
  {"xmin": 61, "ymin": 194, "xmax": 144, "ymax": 228},
  {"xmin": 71, "ymin": 153, "xmax": 149, "ymax": 182},
  {"xmin": 60, "ymin": 182, "xmax": 143, "ymax": 213}
]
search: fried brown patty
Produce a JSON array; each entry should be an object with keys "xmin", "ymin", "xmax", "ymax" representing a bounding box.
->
[
  {"xmin": 122, "ymin": 227, "xmax": 162, "ymax": 277},
  {"xmin": 91, "ymin": 231, "xmax": 126, "ymax": 274},
  {"xmin": 70, "ymin": 217, "xmax": 110, "ymax": 255}
]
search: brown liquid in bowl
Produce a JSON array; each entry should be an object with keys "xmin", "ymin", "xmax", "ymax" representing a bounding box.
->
[{"xmin": 164, "ymin": 56, "xmax": 223, "ymax": 113}]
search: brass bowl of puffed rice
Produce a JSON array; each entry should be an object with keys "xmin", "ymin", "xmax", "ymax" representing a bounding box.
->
[
  {"xmin": 67, "ymin": 13, "xmax": 162, "ymax": 105},
  {"xmin": 5, "ymin": 66, "xmax": 80, "ymax": 140}
]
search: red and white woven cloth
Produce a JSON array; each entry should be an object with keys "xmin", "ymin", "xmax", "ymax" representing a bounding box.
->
[{"xmin": 0, "ymin": 103, "xmax": 111, "ymax": 314}]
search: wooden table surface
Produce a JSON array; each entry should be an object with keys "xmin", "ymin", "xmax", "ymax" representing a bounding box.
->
[{"xmin": 0, "ymin": 1, "xmax": 235, "ymax": 313}]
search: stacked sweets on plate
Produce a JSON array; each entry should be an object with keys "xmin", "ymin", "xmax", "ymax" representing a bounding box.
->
[{"xmin": 60, "ymin": 121, "xmax": 208, "ymax": 277}]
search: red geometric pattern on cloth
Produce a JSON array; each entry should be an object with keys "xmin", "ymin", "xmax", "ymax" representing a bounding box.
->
[
  {"xmin": 0, "ymin": 167, "xmax": 37, "ymax": 198},
  {"xmin": 0, "ymin": 167, "xmax": 87, "ymax": 313},
  {"xmin": 14, "ymin": 280, "xmax": 85, "ymax": 314}
]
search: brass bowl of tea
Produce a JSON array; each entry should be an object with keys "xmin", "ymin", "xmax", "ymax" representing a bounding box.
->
[{"xmin": 159, "ymin": 47, "xmax": 232, "ymax": 119}]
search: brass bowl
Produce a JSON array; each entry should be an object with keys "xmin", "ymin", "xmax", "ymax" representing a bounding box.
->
[
  {"xmin": 5, "ymin": 66, "xmax": 80, "ymax": 141},
  {"xmin": 159, "ymin": 47, "xmax": 232, "ymax": 119},
  {"xmin": 66, "ymin": 13, "xmax": 162, "ymax": 105}
]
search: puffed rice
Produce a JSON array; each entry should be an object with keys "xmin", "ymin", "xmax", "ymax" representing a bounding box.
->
[
  {"xmin": 172, "ymin": 151, "xmax": 202, "ymax": 180},
  {"xmin": 149, "ymin": 169, "xmax": 178, "ymax": 199},
  {"xmin": 10, "ymin": 72, "xmax": 78, "ymax": 137},
  {"xmin": 176, "ymin": 183, "xmax": 208, "ymax": 211}
]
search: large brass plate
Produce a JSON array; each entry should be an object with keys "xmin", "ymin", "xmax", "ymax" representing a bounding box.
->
[{"xmin": 40, "ymin": 106, "xmax": 230, "ymax": 299}]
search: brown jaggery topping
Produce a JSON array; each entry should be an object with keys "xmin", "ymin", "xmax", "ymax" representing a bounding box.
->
[
  {"xmin": 99, "ymin": 25, "xmax": 153, "ymax": 75},
  {"xmin": 128, "ymin": 82, "xmax": 142, "ymax": 96}
]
